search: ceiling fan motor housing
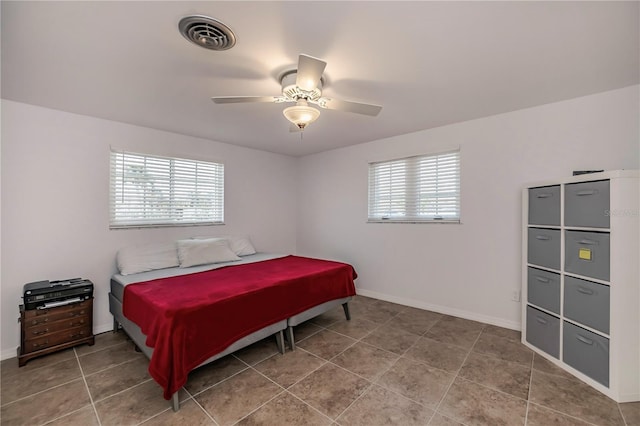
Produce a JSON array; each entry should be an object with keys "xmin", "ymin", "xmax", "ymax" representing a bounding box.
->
[{"xmin": 280, "ymin": 71, "xmax": 323, "ymax": 102}]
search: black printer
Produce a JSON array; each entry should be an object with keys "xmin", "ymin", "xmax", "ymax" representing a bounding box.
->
[{"xmin": 23, "ymin": 278, "xmax": 93, "ymax": 310}]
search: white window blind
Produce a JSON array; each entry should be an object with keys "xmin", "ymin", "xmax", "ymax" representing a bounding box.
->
[
  {"xmin": 110, "ymin": 150, "xmax": 224, "ymax": 228},
  {"xmin": 368, "ymin": 150, "xmax": 460, "ymax": 223}
]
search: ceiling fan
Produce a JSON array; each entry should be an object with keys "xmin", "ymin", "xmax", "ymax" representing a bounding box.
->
[{"xmin": 211, "ymin": 54, "xmax": 382, "ymax": 131}]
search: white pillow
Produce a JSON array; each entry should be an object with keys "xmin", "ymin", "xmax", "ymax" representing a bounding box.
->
[
  {"xmin": 225, "ymin": 235, "xmax": 257, "ymax": 256},
  {"xmin": 191, "ymin": 235, "xmax": 257, "ymax": 256},
  {"xmin": 177, "ymin": 238, "xmax": 241, "ymax": 268},
  {"xmin": 116, "ymin": 242, "xmax": 179, "ymax": 275}
]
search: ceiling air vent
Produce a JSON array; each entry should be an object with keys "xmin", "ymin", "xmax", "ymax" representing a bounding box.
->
[{"xmin": 178, "ymin": 15, "xmax": 236, "ymax": 51}]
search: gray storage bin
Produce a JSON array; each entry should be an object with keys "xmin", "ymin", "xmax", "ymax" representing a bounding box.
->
[
  {"xmin": 565, "ymin": 230, "xmax": 610, "ymax": 281},
  {"xmin": 565, "ymin": 180, "xmax": 610, "ymax": 228},
  {"xmin": 529, "ymin": 185, "xmax": 561, "ymax": 226},
  {"xmin": 563, "ymin": 321, "xmax": 609, "ymax": 387},
  {"xmin": 564, "ymin": 276, "xmax": 610, "ymax": 334},
  {"xmin": 528, "ymin": 228, "xmax": 561, "ymax": 270},
  {"xmin": 527, "ymin": 267, "xmax": 561, "ymax": 314},
  {"xmin": 526, "ymin": 306, "xmax": 560, "ymax": 358}
]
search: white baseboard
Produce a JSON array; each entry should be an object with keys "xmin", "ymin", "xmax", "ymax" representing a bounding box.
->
[
  {"xmin": 1, "ymin": 321, "xmax": 117, "ymax": 361},
  {"xmin": 356, "ymin": 288, "xmax": 521, "ymax": 331}
]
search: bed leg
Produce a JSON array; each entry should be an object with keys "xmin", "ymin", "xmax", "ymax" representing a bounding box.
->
[
  {"xmin": 171, "ymin": 392, "xmax": 179, "ymax": 412},
  {"xmin": 276, "ymin": 330, "xmax": 285, "ymax": 354},
  {"xmin": 286, "ymin": 326, "xmax": 296, "ymax": 350},
  {"xmin": 112, "ymin": 318, "xmax": 119, "ymax": 333},
  {"xmin": 342, "ymin": 302, "xmax": 351, "ymax": 321}
]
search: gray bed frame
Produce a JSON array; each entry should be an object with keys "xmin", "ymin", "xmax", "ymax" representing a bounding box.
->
[{"xmin": 108, "ymin": 285, "xmax": 351, "ymax": 411}]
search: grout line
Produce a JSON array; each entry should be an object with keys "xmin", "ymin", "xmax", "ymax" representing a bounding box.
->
[
  {"xmin": 0, "ymin": 376, "xmax": 84, "ymax": 408},
  {"xmin": 74, "ymin": 347, "xmax": 103, "ymax": 426},
  {"xmin": 91, "ymin": 378, "xmax": 153, "ymax": 404},
  {"xmin": 186, "ymin": 363, "xmax": 250, "ymax": 400},
  {"xmin": 429, "ymin": 324, "xmax": 486, "ymax": 422},
  {"xmin": 186, "ymin": 387, "xmax": 221, "ymax": 426},
  {"xmin": 524, "ymin": 353, "xmax": 535, "ymax": 425}
]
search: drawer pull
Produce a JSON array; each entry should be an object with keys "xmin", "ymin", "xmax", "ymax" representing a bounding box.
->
[
  {"xmin": 69, "ymin": 311, "xmax": 85, "ymax": 317},
  {"xmin": 32, "ymin": 329, "xmax": 49, "ymax": 336},
  {"xmin": 32, "ymin": 340, "xmax": 49, "ymax": 348},
  {"xmin": 575, "ymin": 190, "xmax": 597, "ymax": 196},
  {"xmin": 31, "ymin": 318, "xmax": 48, "ymax": 326},
  {"xmin": 576, "ymin": 334, "xmax": 594, "ymax": 345},
  {"xmin": 535, "ymin": 276, "xmax": 550, "ymax": 283},
  {"xmin": 70, "ymin": 332, "xmax": 85, "ymax": 339},
  {"xmin": 536, "ymin": 193, "xmax": 553, "ymax": 199},
  {"xmin": 70, "ymin": 320, "xmax": 85, "ymax": 327},
  {"xmin": 578, "ymin": 239, "xmax": 598, "ymax": 245},
  {"xmin": 577, "ymin": 286, "xmax": 594, "ymax": 296},
  {"xmin": 535, "ymin": 316, "xmax": 548, "ymax": 325},
  {"xmin": 535, "ymin": 235, "xmax": 550, "ymax": 241}
]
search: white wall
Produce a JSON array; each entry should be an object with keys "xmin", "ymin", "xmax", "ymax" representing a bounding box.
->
[
  {"xmin": 2, "ymin": 86, "xmax": 638, "ymax": 359},
  {"xmin": 0, "ymin": 100, "xmax": 298, "ymax": 359},
  {"xmin": 296, "ymin": 86, "xmax": 640, "ymax": 329}
]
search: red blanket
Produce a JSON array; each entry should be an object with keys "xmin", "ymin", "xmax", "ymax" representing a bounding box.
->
[{"xmin": 122, "ymin": 255, "xmax": 357, "ymax": 399}]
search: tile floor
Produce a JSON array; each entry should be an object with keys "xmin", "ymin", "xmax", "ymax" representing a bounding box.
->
[{"xmin": 1, "ymin": 295, "xmax": 639, "ymax": 426}]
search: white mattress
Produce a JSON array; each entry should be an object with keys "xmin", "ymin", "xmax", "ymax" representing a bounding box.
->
[{"xmin": 110, "ymin": 252, "xmax": 286, "ymax": 302}]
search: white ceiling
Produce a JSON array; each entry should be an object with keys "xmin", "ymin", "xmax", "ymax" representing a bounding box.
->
[{"xmin": 2, "ymin": 1, "xmax": 638, "ymax": 157}]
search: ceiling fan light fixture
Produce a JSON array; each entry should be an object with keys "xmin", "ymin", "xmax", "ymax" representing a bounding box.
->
[{"xmin": 283, "ymin": 99, "xmax": 320, "ymax": 129}]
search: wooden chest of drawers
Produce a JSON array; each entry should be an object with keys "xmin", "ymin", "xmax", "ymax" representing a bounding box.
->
[{"xmin": 18, "ymin": 298, "xmax": 95, "ymax": 366}]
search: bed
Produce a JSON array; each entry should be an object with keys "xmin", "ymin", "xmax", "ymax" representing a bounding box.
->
[{"xmin": 108, "ymin": 237, "xmax": 356, "ymax": 411}]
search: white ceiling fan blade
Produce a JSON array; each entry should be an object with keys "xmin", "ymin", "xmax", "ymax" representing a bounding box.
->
[
  {"xmin": 320, "ymin": 98, "xmax": 382, "ymax": 116},
  {"xmin": 296, "ymin": 54, "xmax": 326, "ymax": 91},
  {"xmin": 211, "ymin": 96, "xmax": 278, "ymax": 104}
]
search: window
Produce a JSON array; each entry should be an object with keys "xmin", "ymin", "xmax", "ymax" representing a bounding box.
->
[
  {"xmin": 368, "ymin": 150, "xmax": 460, "ymax": 223},
  {"xmin": 110, "ymin": 150, "xmax": 224, "ymax": 228}
]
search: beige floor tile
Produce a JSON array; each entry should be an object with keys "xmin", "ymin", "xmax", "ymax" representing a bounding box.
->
[
  {"xmin": 393, "ymin": 309, "xmax": 443, "ymax": 336},
  {"xmin": 332, "ymin": 342, "xmax": 398, "ymax": 381},
  {"xmin": 94, "ymin": 379, "xmax": 182, "ymax": 425},
  {"xmin": 289, "ymin": 363, "xmax": 369, "ymax": 419},
  {"xmin": 337, "ymin": 384, "xmax": 433, "ymax": 426},
  {"xmin": 458, "ymin": 352, "xmax": 531, "ymax": 399},
  {"xmin": 77, "ymin": 341, "xmax": 144, "ymax": 375},
  {"xmin": 437, "ymin": 315, "xmax": 486, "ymax": 331},
  {"xmin": 47, "ymin": 405, "xmax": 100, "ymax": 426},
  {"xmin": 236, "ymin": 391, "xmax": 332, "ymax": 426},
  {"xmin": 141, "ymin": 399, "xmax": 215, "ymax": 425},
  {"xmin": 291, "ymin": 321, "xmax": 323, "ymax": 342},
  {"xmin": 185, "ymin": 354, "xmax": 248, "ymax": 395},
  {"xmin": 75, "ymin": 330, "xmax": 129, "ymax": 356},
  {"xmin": 404, "ymin": 337, "xmax": 469, "ymax": 372},
  {"xmin": 482, "ymin": 324, "xmax": 521, "ymax": 342},
  {"xmin": 1, "ymin": 349, "xmax": 75, "ymax": 378},
  {"xmin": 254, "ymin": 348, "xmax": 325, "ymax": 388},
  {"xmin": 0, "ymin": 357, "xmax": 81, "ymax": 405},
  {"xmin": 529, "ymin": 370, "xmax": 625, "ymax": 426},
  {"xmin": 620, "ymin": 401, "xmax": 640, "ymax": 426},
  {"xmin": 425, "ymin": 318, "xmax": 484, "ymax": 349},
  {"xmin": 428, "ymin": 412, "xmax": 465, "ymax": 425},
  {"xmin": 526, "ymin": 403, "xmax": 593, "ymax": 426},
  {"xmin": 327, "ymin": 317, "xmax": 379, "ymax": 340},
  {"xmin": 0, "ymin": 379, "xmax": 91, "ymax": 426},
  {"xmin": 472, "ymin": 332, "xmax": 533, "ymax": 366},
  {"xmin": 195, "ymin": 368, "xmax": 282, "ymax": 426},
  {"xmin": 85, "ymin": 356, "xmax": 151, "ymax": 402},
  {"xmin": 348, "ymin": 301, "xmax": 399, "ymax": 324},
  {"xmin": 233, "ymin": 337, "xmax": 282, "ymax": 366},
  {"xmin": 362, "ymin": 324, "xmax": 420, "ymax": 355},
  {"xmin": 531, "ymin": 352, "xmax": 575, "ymax": 380},
  {"xmin": 296, "ymin": 329, "xmax": 356, "ymax": 360},
  {"xmin": 439, "ymin": 377, "xmax": 527, "ymax": 426},
  {"xmin": 376, "ymin": 357, "xmax": 454, "ymax": 408}
]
